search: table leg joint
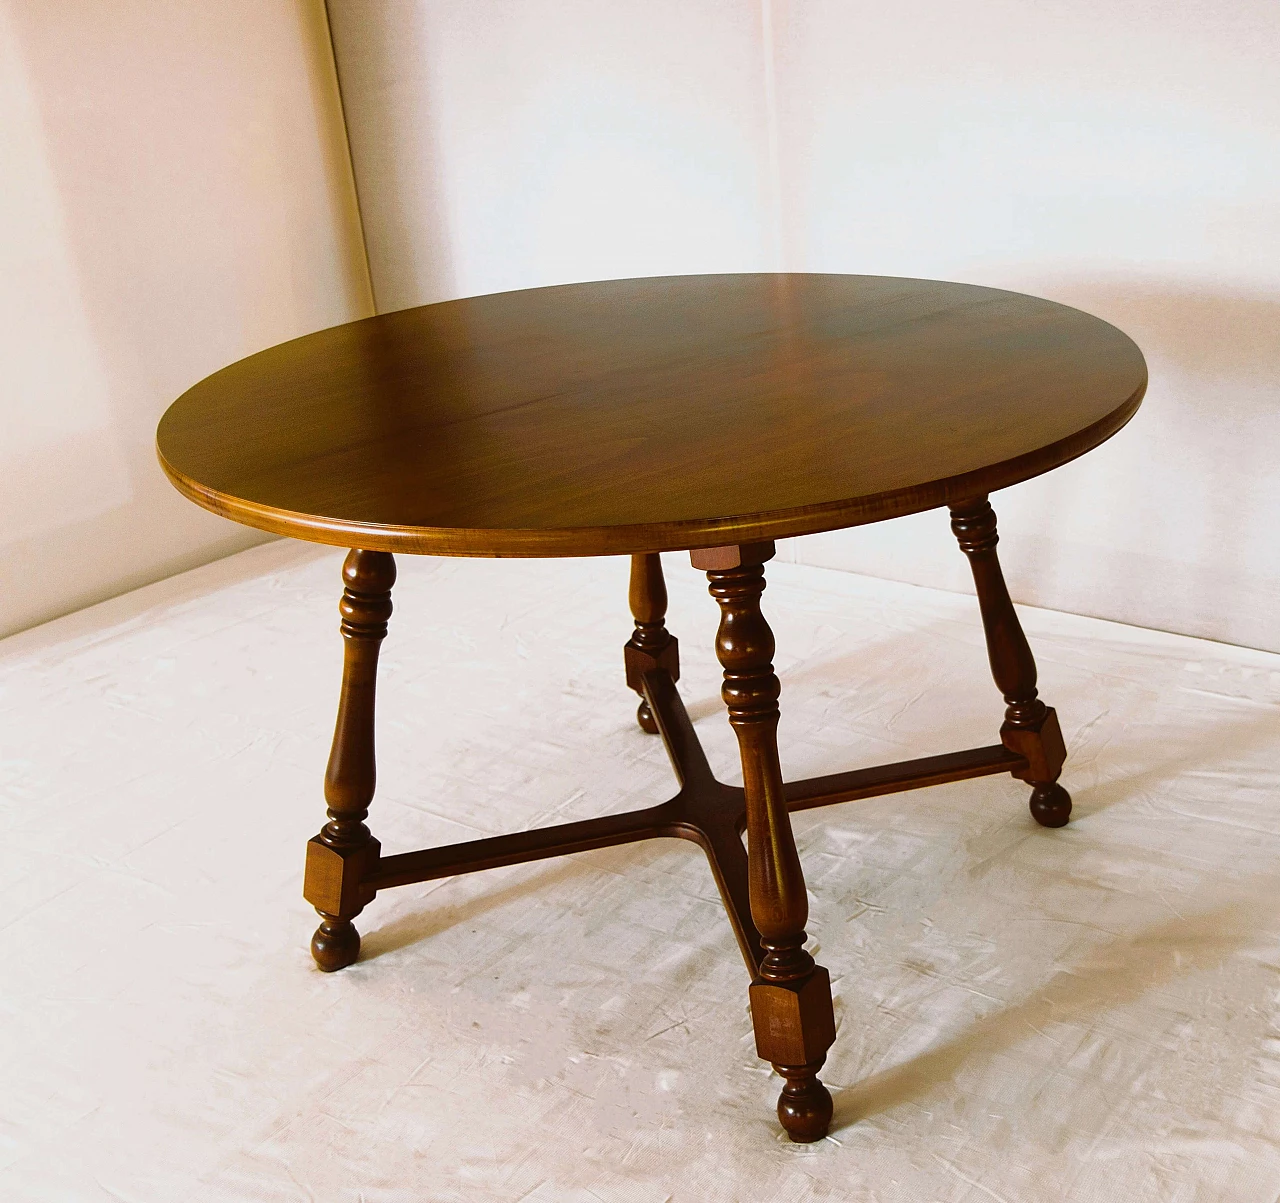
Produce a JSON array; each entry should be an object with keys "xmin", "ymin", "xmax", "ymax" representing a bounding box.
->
[{"xmin": 356, "ymin": 676, "xmax": 1033, "ymax": 984}]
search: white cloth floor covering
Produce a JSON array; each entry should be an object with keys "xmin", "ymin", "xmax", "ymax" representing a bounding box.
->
[{"xmin": 2, "ymin": 540, "xmax": 1279, "ymax": 1202}]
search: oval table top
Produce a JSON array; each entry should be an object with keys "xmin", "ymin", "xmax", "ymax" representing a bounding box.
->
[{"xmin": 157, "ymin": 274, "xmax": 1146, "ymax": 558}]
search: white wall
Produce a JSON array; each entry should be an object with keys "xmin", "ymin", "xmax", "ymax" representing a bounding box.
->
[
  {"xmin": 0, "ymin": 0, "xmax": 372, "ymax": 638},
  {"xmin": 767, "ymin": 0, "xmax": 1280, "ymax": 653},
  {"xmin": 322, "ymin": 4, "xmax": 1280, "ymax": 653},
  {"xmin": 325, "ymin": 0, "xmax": 780, "ymax": 312}
]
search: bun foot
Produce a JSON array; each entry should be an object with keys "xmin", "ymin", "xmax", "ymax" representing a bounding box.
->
[
  {"xmin": 775, "ymin": 1061, "xmax": 833, "ymax": 1143},
  {"xmin": 311, "ymin": 914, "xmax": 361, "ymax": 971},
  {"xmin": 636, "ymin": 698, "xmax": 659, "ymax": 735},
  {"xmin": 1030, "ymin": 782, "xmax": 1072, "ymax": 828}
]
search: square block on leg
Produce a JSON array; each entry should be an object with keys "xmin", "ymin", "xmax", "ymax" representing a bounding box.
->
[
  {"xmin": 689, "ymin": 542, "xmax": 775, "ymax": 570},
  {"xmin": 303, "ymin": 835, "xmax": 380, "ymax": 916},
  {"xmin": 749, "ymin": 966, "xmax": 836, "ymax": 1067},
  {"xmin": 1002, "ymin": 707, "xmax": 1067, "ymax": 783},
  {"xmin": 624, "ymin": 635, "xmax": 680, "ymax": 692}
]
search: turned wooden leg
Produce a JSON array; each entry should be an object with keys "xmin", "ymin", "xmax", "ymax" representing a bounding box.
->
[
  {"xmin": 303, "ymin": 549, "xmax": 395, "ymax": 969},
  {"xmin": 624, "ymin": 552, "xmax": 679, "ymax": 734},
  {"xmin": 949, "ymin": 498, "xmax": 1070, "ymax": 827},
  {"xmin": 695, "ymin": 541, "xmax": 836, "ymax": 1143}
]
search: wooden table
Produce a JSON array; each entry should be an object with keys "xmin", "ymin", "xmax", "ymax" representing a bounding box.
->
[{"xmin": 157, "ymin": 273, "xmax": 1146, "ymax": 1142}]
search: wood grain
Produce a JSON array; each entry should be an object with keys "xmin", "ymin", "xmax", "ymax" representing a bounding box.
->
[{"xmin": 156, "ymin": 274, "xmax": 1147, "ymax": 557}]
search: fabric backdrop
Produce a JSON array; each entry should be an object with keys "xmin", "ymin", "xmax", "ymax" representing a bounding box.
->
[{"xmin": 3, "ymin": 541, "xmax": 1278, "ymax": 1199}]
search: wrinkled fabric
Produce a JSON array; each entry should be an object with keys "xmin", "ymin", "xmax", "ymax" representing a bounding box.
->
[{"xmin": 1, "ymin": 540, "xmax": 1278, "ymax": 1202}]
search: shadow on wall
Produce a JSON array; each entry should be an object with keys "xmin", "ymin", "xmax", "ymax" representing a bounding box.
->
[{"xmin": 0, "ymin": 1, "xmax": 370, "ymax": 640}]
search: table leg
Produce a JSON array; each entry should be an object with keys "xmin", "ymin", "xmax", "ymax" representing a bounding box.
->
[
  {"xmin": 948, "ymin": 498, "xmax": 1071, "ymax": 827},
  {"xmin": 303, "ymin": 549, "xmax": 395, "ymax": 969},
  {"xmin": 624, "ymin": 553, "xmax": 679, "ymax": 734},
  {"xmin": 695, "ymin": 541, "xmax": 837, "ymax": 1143}
]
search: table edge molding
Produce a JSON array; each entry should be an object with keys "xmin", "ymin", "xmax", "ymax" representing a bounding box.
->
[{"xmin": 154, "ymin": 375, "xmax": 1145, "ymax": 557}]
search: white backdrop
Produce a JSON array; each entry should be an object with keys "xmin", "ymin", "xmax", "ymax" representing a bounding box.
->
[
  {"xmin": 325, "ymin": 0, "xmax": 780, "ymax": 313},
  {"xmin": 0, "ymin": 0, "xmax": 371, "ymax": 638},
  {"xmin": 327, "ymin": 0, "xmax": 1280, "ymax": 653}
]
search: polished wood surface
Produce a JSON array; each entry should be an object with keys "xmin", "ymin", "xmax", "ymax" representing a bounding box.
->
[{"xmin": 157, "ymin": 274, "xmax": 1146, "ymax": 557}]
